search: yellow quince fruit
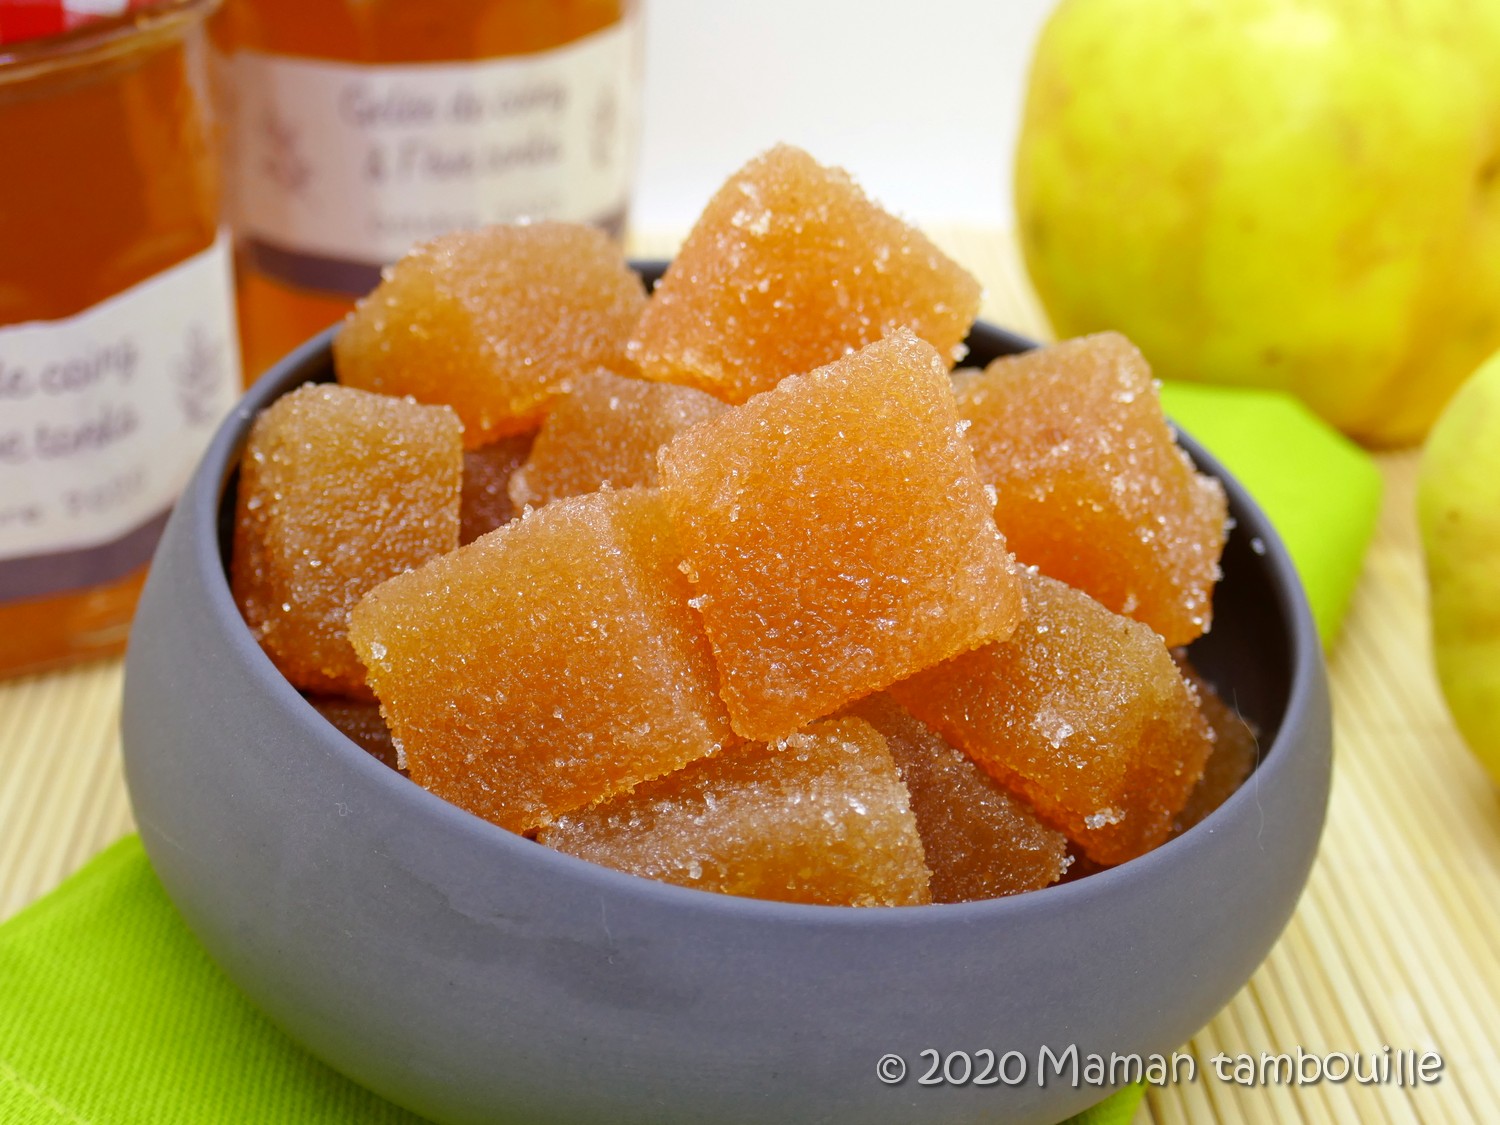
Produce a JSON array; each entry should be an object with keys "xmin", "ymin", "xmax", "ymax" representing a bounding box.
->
[
  {"xmin": 1017, "ymin": 0, "xmax": 1500, "ymax": 447},
  {"xmin": 1419, "ymin": 348, "xmax": 1500, "ymax": 784}
]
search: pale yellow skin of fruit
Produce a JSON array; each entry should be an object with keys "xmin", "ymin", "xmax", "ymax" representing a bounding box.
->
[
  {"xmin": 1017, "ymin": 0, "xmax": 1500, "ymax": 447},
  {"xmin": 1419, "ymin": 349, "xmax": 1500, "ymax": 785}
]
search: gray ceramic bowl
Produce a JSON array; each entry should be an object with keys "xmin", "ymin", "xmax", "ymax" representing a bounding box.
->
[{"xmin": 122, "ymin": 283, "xmax": 1331, "ymax": 1125}]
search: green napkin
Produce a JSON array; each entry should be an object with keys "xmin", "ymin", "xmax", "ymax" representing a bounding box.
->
[
  {"xmin": 0, "ymin": 836, "xmax": 418, "ymax": 1125},
  {"xmin": 1161, "ymin": 380, "xmax": 1383, "ymax": 647},
  {"xmin": 0, "ymin": 837, "xmax": 1144, "ymax": 1125}
]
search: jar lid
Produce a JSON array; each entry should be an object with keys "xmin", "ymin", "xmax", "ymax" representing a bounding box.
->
[{"xmin": 0, "ymin": 0, "xmax": 155, "ymax": 48}]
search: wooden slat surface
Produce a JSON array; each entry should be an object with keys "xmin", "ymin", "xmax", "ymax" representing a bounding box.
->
[{"xmin": 3, "ymin": 229, "xmax": 1496, "ymax": 1124}]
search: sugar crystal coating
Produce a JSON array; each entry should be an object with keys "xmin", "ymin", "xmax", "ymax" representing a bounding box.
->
[
  {"xmin": 1171, "ymin": 654, "xmax": 1259, "ymax": 837},
  {"xmin": 890, "ymin": 570, "xmax": 1213, "ymax": 865},
  {"xmin": 846, "ymin": 694, "xmax": 1068, "ymax": 902},
  {"xmin": 307, "ymin": 696, "xmax": 405, "ymax": 774},
  {"xmin": 949, "ymin": 366, "xmax": 985, "ymax": 396},
  {"xmin": 1057, "ymin": 847, "xmax": 1111, "ymax": 884},
  {"xmin": 657, "ymin": 330, "xmax": 1023, "ymax": 742},
  {"xmin": 957, "ymin": 332, "xmax": 1227, "ymax": 646},
  {"xmin": 538, "ymin": 717, "xmax": 932, "ymax": 907},
  {"xmin": 508, "ymin": 368, "xmax": 727, "ymax": 509},
  {"xmin": 628, "ymin": 144, "xmax": 982, "ymax": 403},
  {"xmin": 335, "ymin": 223, "xmax": 647, "ymax": 446},
  {"xmin": 231, "ymin": 384, "xmax": 462, "ymax": 697},
  {"xmin": 461, "ymin": 433, "xmax": 534, "ymax": 543},
  {"xmin": 348, "ymin": 488, "xmax": 731, "ymax": 833}
]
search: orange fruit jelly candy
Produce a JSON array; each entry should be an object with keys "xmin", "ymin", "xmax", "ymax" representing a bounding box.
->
[
  {"xmin": 347, "ymin": 488, "xmax": 732, "ymax": 834},
  {"xmin": 538, "ymin": 717, "xmax": 933, "ymax": 907},
  {"xmin": 460, "ymin": 434, "xmax": 534, "ymax": 544},
  {"xmin": 334, "ymin": 223, "xmax": 647, "ymax": 447},
  {"xmin": 890, "ymin": 570, "xmax": 1213, "ymax": 866},
  {"xmin": 656, "ymin": 329, "xmax": 1023, "ymax": 743},
  {"xmin": 307, "ymin": 696, "xmax": 404, "ymax": 774},
  {"xmin": 628, "ymin": 144, "xmax": 982, "ymax": 404},
  {"xmin": 846, "ymin": 694, "xmax": 1068, "ymax": 902},
  {"xmin": 956, "ymin": 332, "xmax": 1228, "ymax": 647},
  {"xmin": 231, "ymin": 384, "xmax": 462, "ymax": 698},
  {"xmin": 1172, "ymin": 655, "xmax": 1259, "ymax": 837},
  {"xmin": 508, "ymin": 368, "xmax": 727, "ymax": 510}
]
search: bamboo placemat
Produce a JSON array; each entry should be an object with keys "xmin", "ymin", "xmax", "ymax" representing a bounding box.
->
[{"xmin": 3, "ymin": 229, "xmax": 1497, "ymax": 1125}]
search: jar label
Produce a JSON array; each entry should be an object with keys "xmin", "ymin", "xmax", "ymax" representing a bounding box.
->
[
  {"xmin": 0, "ymin": 233, "xmax": 240, "ymax": 601},
  {"xmin": 228, "ymin": 17, "xmax": 640, "ymax": 296}
]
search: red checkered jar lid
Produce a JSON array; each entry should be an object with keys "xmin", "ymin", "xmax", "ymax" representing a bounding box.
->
[{"xmin": 0, "ymin": 0, "xmax": 158, "ymax": 48}]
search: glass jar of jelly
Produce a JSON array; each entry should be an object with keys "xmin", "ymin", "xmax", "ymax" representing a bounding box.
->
[
  {"xmin": 0, "ymin": 0, "xmax": 241, "ymax": 679},
  {"xmin": 213, "ymin": 0, "xmax": 642, "ymax": 378}
]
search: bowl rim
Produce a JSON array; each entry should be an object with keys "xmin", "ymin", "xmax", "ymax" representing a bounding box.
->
[{"xmin": 192, "ymin": 302, "xmax": 1325, "ymax": 928}]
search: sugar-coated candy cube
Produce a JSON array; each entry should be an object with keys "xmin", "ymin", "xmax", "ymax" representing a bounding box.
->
[
  {"xmin": 1171, "ymin": 655, "xmax": 1259, "ymax": 836},
  {"xmin": 890, "ymin": 570, "xmax": 1213, "ymax": 865},
  {"xmin": 335, "ymin": 223, "xmax": 647, "ymax": 446},
  {"xmin": 307, "ymin": 696, "xmax": 405, "ymax": 774},
  {"xmin": 629, "ymin": 144, "xmax": 982, "ymax": 403},
  {"xmin": 231, "ymin": 384, "xmax": 462, "ymax": 697},
  {"xmin": 508, "ymin": 369, "xmax": 727, "ymax": 509},
  {"xmin": 538, "ymin": 717, "xmax": 932, "ymax": 907},
  {"xmin": 956, "ymin": 332, "xmax": 1227, "ymax": 646},
  {"xmin": 657, "ymin": 330, "xmax": 1023, "ymax": 742},
  {"xmin": 847, "ymin": 694, "xmax": 1068, "ymax": 902},
  {"xmin": 348, "ymin": 488, "xmax": 732, "ymax": 833},
  {"xmin": 949, "ymin": 366, "xmax": 985, "ymax": 396},
  {"xmin": 461, "ymin": 433, "xmax": 534, "ymax": 543}
]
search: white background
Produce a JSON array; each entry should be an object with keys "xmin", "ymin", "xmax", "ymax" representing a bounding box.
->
[{"xmin": 633, "ymin": 0, "xmax": 1057, "ymax": 232}]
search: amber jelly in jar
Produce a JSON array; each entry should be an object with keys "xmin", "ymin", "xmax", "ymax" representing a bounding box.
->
[
  {"xmin": 213, "ymin": 0, "xmax": 642, "ymax": 378},
  {"xmin": 0, "ymin": 0, "xmax": 240, "ymax": 679}
]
